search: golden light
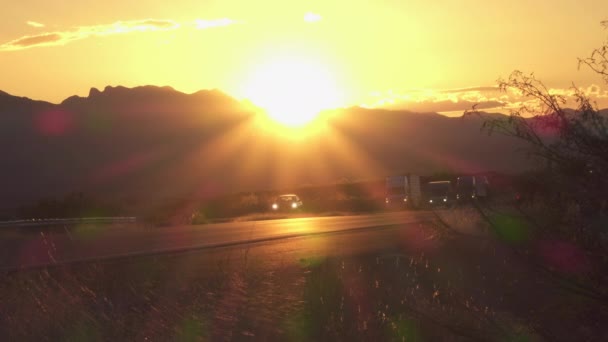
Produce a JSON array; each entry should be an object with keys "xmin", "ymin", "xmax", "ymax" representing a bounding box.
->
[{"xmin": 241, "ymin": 56, "xmax": 344, "ymax": 128}]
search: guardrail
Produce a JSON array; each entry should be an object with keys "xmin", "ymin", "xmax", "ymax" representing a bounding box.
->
[{"xmin": 0, "ymin": 217, "xmax": 137, "ymax": 228}]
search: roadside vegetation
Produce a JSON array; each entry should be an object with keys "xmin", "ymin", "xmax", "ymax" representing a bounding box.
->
[{"xmin": 2, "ymin": 206, "xmax": 607, "ymax": 340}]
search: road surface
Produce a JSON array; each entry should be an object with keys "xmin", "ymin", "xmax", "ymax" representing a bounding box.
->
[
  {"xmin": 0, "ymin": 211, "xmax": 434, "ymax": 271},
  {"xmin": 2, "ymin": 210, "xmax": 604, "ymax": 340}
]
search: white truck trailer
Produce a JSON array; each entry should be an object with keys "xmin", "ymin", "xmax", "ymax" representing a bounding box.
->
[{"xmin": 385, "ymin": 174, "xmax": 422, "ymax": 209}]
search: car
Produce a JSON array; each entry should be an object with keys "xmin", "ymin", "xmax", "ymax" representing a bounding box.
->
[{"xmin": 271, "ymin": 194, "xmax": 303, "ymax": 211}]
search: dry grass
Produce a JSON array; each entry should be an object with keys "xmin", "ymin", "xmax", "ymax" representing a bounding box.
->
[{"xmin": 2, "ymin": 217, "xmax": 606, "ymax": 340}]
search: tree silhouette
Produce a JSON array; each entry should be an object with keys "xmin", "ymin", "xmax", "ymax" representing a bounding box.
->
[{"xmin": 466, "ymin": 22, "xmax": 608, "ymax": 247}]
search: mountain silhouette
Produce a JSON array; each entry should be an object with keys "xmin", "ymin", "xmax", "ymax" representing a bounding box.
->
[{"xmin": 0, "ymin": 86, "xmax": 531, "ymax": 210}]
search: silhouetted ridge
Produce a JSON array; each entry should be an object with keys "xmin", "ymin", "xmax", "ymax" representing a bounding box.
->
[
  {"xmin": 89, "ymin": 87, "xmax": 101, "ymax": 97},
  {"xmin": 1, "ymin": 85, "xmax": 584, "ymax": 210}
]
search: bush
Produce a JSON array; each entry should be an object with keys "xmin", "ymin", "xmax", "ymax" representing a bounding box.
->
[{"xmin": 466, "ymin": 23, "xmax": 608, "ymax": 249}]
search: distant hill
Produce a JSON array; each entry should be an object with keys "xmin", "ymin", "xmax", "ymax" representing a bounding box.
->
[{"xmin": 0, "ymin": 86, "xmax": 532, "ymax": 210}]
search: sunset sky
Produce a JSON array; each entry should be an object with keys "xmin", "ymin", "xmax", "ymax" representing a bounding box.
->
[{"xmin": 2, "ymin": 0, "xmax": 608, "ymax": 114}]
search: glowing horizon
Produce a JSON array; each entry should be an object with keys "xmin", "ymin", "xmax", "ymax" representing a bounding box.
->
[
  {"xmin": 2, "ymin": 0, "xmax": 608, "ymax": 113},
  {"xmin": 239, "ymin": 54, "xmax": 345, "ymax": 127}
]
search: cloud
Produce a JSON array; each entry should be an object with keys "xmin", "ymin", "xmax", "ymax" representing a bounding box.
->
[
  {"xmin": 391, "ymin": 100, "xmax": 505, "ymax": 114},
  {"xmin": 194, "ymin": 18, "xmax": 236, "ymax": 29},
  {"xmin": 9, "ymin": 33, "xmax": 63, "ymax": 47},
  {"xmin": 26, "ymin": 21, "xmax": 45, "ymax": 28},
  {"xmin": 363, "ymin": 85, "xmax": 608, "ymax": 115},
  {"xmin": 544, "ymin": 86, "xmax": 606, "ymax": 97},
  {"xmin": 304, "ymin": 12, "xmax": 322, "ymax": 23},
  {"xmin": 1, "ymin": 18, "xmax": 237, "ymax": 51},
  {"xmin": 438, "ymin": 86, "xmax": 499, "ymax": 93},
  {"xmin": 139, "ymin": 19, "xmax": 178, "ymax": 28}
]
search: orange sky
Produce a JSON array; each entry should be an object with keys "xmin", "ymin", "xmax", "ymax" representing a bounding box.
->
[{"xmin": 2, "ymin": 0, "xmax": 608, "ymax": 113}]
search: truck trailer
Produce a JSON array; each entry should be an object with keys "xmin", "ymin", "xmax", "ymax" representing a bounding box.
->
[{"xmin": 385, "ymin": 174, "xmax": 422, "ymax": 209}]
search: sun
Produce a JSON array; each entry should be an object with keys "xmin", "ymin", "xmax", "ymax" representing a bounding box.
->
[{"xmin": 241, "ymin": 56, "xmax": 343, "ymax": 127}]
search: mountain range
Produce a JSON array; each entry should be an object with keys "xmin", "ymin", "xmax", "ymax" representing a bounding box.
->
[{"xmin": 0, "ymin": 85, "xmax": 532, "ymax": 210}]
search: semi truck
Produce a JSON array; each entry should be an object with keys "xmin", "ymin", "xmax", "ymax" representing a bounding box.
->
[
  {"xmin": 385, "ymin": 174, "xmax": 422, "ymax": 209},
  {"xmin": 426, "ymin": 181, "xmax": 453, "ymax": 206},
  {"xmin": 456, "ymin": 175, "xmax": 489, "ymax": 202}
]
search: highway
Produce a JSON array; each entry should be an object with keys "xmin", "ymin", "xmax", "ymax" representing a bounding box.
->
[
  {"xmin": 2, "ymin": 210, "xmax": 603, "ymax": 340},
  {"xmin": 0, "ymin": 211, "xmax": 434, "ymax": 271}
]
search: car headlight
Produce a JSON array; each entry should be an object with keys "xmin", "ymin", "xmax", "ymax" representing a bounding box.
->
[
  {"xmin": 443, "ymin": 198, "xmax": 447, "ymax": 202},
  {"xmin": 272, "ymin": 203, "xmax": 278, "ymax": 210},
  {"xmin": 291, "ymin": 202, "xmax": 298, "ymax": 209},
  {"xmin": 429, "ymin": 199, "xmax": 433, "ymax": 203}
]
